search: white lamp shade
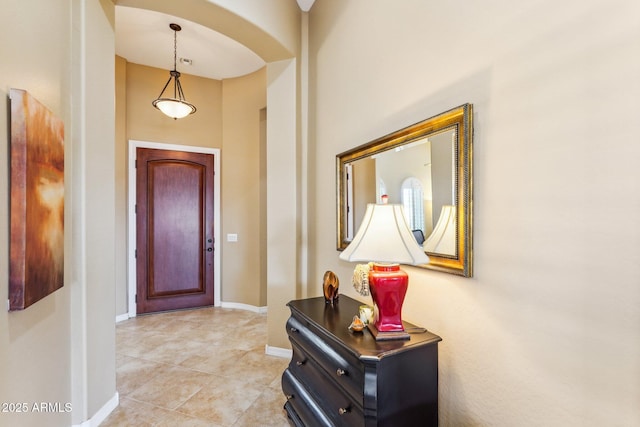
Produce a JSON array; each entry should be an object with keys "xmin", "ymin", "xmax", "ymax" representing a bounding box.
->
[
  {"xmin": 423, "ymin": 205, "xmax": 456, "ymax": 255},
  {"xmin": 154, "ymin": 98, "xmax": 196, "ymax": 119},
  {"xmin": 339, "ymin": 204, "xmax": 430, "ymax": 265}
]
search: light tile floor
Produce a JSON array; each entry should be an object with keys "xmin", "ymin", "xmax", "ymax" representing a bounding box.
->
[{"xmin": 102, "ymin": 307, "xmax": 291, "ymax": 426}]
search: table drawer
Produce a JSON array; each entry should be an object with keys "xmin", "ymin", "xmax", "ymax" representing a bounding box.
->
[
  {"xmin": 282, "ymin": 369, "xmax": 333, "ymax": 427},
  {"xmin": 289, "ymin": 341, "xmax": 364, "ymax": 425},
  {"xmin": 287, "ymin": 316, "xmax": 364, "ymax": 404},
  {"xmin": 283, "ymin": 359, "xmax": 364, "ymax": 427}
]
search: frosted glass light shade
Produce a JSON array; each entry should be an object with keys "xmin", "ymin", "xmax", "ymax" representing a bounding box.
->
[
  {"xmin": 153, "ymin": 98, "xmax": 196, "ymax": 119},
  {"xmin": 340, "ymin": 204, "xmax": 430, "ymax": 265}
]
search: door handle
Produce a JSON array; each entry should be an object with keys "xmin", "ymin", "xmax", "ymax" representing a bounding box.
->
[{"xmin": 206, "ymin": 247, "xmax": 213, "ymax": 252}]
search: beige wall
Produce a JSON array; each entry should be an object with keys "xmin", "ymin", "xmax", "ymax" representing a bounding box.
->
[
  {"xmin": 221, "ymin": 69, "xmax": 267, "ymax": 306},
  {"xmin": 0, "ymin": 5, "xmax": 73, "ymax": 425},
  {"xmin": 265, "ymin": 59, "xmax": 299, "ymax": 349},
  {"xmin": 126, "ymin": 63, "xmax": 223, "ymax": 146},
  {"xmin": 308, "ymin": 1, "xmax": 640, "ymax": 426},
  {"xmin": 78, "ymin": 1, "xmax": 117, "ymax": 418},
  {"xmin": 1, "ymin": 0, "xmax": 117, "ymax": 425},
  {"xmin": 115, "ymin": 56, "xmax": 128, "ymax": 316}
]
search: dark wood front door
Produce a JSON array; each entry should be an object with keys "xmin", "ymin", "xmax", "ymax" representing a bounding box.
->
[{"xmin": 136, "ymin": 148, "xmax": 215, "ymax": 314}]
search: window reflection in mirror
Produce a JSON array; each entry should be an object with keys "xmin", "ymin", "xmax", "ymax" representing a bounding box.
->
[{"xmin": 401, "ymin": 177, "xmax": 425, "ymax": 241}]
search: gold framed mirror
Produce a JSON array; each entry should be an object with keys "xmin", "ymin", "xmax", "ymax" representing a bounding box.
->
[{"xmin": 336, "ymin": 104, "xmax": 473, "ymax": 277}]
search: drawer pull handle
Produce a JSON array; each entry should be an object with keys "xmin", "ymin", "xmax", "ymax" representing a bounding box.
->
[
  {"xmin": 338, "ymin": 407, "xmax": 350, "ymax": 415},
  {"xmin": 296, "ymin": 360, "xmax": 305, "ymax": 366},
  {"xmin": 336, "ymin": 368, "xmax": 346, "ymax": 377},
  {"xmin": 290, "ymin": 327, "xmax": 298, "ymax": 333}
]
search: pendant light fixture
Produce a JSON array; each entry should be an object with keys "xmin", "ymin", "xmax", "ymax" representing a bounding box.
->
[{"xmin": 152, "ymin": 23, "xmax": 197, "ymax": 119}]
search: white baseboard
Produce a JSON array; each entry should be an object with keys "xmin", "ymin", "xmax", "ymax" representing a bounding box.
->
[
  {"xmin": 220, "ymin": 301, "xmax": 267, "ymax": 314},
  {"xmin": 115, "ymin": 313, "xmax": 130, "ymax": 323},
  {"xmin": 73, "ymin": 392, "xmax": 119, "ymax": 427},
  {"xmin": 265, "ymin": 345, "xmax": 292, "ymax": 359},
  {"xmin": 116, "ymin": 302, "xmax": 266, "ymax": 323}
]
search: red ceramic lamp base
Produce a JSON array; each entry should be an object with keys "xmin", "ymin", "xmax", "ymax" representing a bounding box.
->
[{"xmin": 368, "ymin": 263, "xmax": 410, "ymax": 341}]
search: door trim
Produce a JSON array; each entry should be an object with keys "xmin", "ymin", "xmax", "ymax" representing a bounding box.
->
[{"xmin": 127, "ymin": 140, "xmax": 221, "ymax": 318}]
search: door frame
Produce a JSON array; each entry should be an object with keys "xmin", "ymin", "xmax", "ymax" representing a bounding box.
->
[{"xmin": 127, "ymin": 140, "xmax": 221, "ymax": 318}]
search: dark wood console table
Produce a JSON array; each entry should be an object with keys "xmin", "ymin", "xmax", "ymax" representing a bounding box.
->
[{"xmin": 282, "ymin": 295, "xmax": 441, "ymax": 426}]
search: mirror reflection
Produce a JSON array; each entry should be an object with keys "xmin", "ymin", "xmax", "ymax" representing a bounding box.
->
[{"xmin": 337, "ymin": 104, "xmax": 473, "ymax": 276}]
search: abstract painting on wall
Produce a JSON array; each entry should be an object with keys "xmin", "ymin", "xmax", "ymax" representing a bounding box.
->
[{"xmin": 9, "ymin": 88, "xmax": 64, "ymax": 310}]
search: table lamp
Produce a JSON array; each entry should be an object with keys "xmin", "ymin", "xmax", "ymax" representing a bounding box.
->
[{"xmin": 340, "ymin": 203, "xmax": 429, "ymax": 340}]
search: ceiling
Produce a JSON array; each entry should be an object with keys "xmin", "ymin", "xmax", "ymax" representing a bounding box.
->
[{"xmin": 115, "ymin": 1, "xmax": 316, "ymax": 80}]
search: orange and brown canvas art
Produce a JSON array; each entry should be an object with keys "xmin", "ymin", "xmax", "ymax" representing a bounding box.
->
[{"xmin": 9, "ymin": 89, "xmax": 64, "ymax": 310}]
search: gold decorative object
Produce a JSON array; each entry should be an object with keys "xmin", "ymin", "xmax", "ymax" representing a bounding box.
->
[{"xmin": 322, "ymin": 270, "xmax": 340, "ymax": 305}]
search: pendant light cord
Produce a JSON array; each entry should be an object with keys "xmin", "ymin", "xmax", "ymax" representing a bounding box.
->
[{"xmin": 173, "ymin": 27, "xmax": 178, "ymax": 72}]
